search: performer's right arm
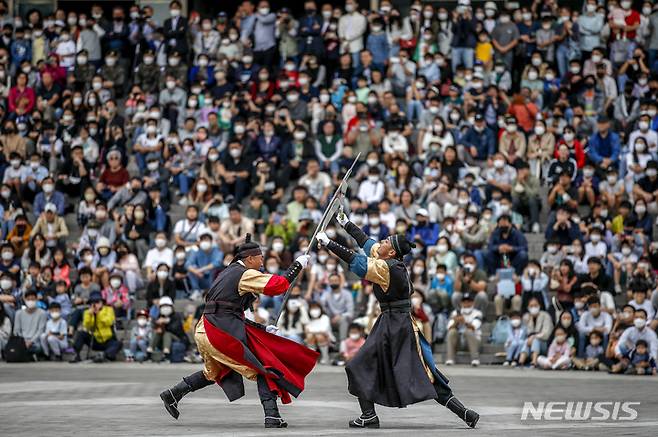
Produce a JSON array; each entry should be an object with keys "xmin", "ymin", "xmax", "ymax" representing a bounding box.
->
[{"xmin": 238, "ymin": 258, "xmax": 307, "ymax": 297}]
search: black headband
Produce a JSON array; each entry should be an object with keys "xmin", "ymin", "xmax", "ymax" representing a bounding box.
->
[
  {"xmin": 238, "ymin": 247, "xmax": 262, "ymax": 258},
  {"xmin": 390, "ymin": 235, "xmax": 402, "ymax": 257}
]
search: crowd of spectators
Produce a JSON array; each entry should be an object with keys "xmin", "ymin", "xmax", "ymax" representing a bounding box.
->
[{"xmin": 0, "ymin": 0, "xmax": 658, "ymax": 374}]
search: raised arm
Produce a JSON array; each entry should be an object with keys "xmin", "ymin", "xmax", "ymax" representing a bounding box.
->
[{"xmin": 238, "ymin": 255, "xmax": 309, "ymax": 296}]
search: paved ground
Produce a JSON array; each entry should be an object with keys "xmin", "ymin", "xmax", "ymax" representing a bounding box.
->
[{"xmin": 0, "ymin": 363, "xmax": 656, "ymax": 436}]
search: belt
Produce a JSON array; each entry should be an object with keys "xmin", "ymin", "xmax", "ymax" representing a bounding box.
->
[
  {"xmin": 380, "ymin": 299, "xmax": 411, "ymax": 313},
  {"xmin": 203, "ymin": 300, "xmax": 243, "ymax": 315}
]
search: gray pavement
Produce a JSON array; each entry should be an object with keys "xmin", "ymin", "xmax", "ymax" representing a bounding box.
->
[{"xmin": 1, "ymin": 363, "xmax": 656, "ymax": 436}]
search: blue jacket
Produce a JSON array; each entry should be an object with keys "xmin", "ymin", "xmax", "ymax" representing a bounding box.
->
[
  {"xmin": 588, "ymin": 131, "xmax": 620, "ymax": 165},
  {"xmin": 366, "ymin": 32, "xmax": 390, "ymax": 67},
  {"xmin": 10, "ymin": 39, "xmax": 32, "ymax": 66},
  {"xmin": 185, "ymin": 247, "xmax": 223, "ymax": 271},
  {"xmin": 462, "ymin": 126, "xmax": 496, "ymax": 160},
  {"xmin": 488, "ymin": 227, "xmax": 528, "ymax": 255},
  {"xmin": 407, "ymin": 223, "xmax": 440, "ymax": 247},
  {"xmin": 33, "ymin": 191, "xmax": 66, "ymax": 216}
]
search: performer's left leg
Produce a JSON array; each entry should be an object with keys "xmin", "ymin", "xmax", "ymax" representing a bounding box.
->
[
  {"xmin": 348, "ymin": 398, "xmax": 380, "ymax": 428},
  {"xmin": 434, "ymin": 382, "xmax": 480, "ymax": 429},
  {"xmin": 160, "ymin": 371, "xmax": 214, "ymax": 420},
  {"xmin": 257, "ymin": 375, "xmax": 288, "ymax": 428}
]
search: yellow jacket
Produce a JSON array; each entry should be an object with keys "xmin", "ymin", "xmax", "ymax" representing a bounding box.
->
[{"xmin": 82, "ymin": 306, "xmax": 115, "ymax": 343}]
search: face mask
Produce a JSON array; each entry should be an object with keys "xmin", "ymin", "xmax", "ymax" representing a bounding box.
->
[
  {"xmin": 157, "ymin": 270, "xmax": 169, "ymax": 281},
  {"xmin": 528, "ymin": 71, "xmax": 538, "ymax": 81},
  {"xmin": 647, "ymin": 169, "xmax": 658, "ymax": 177},
  {"xmin": 413, "ymin": 266, "xmax": 424, "ymax": 275},
  {"xmin": 368, "ymin": 175, "xmax": 379, "ymax": 183},
  {"xmin": 636, "ymin": 205, "xmax": 647, "ymax": 215},
  {"xmin": 175, "ymin": 252, "xmax": 186, "ymax": 261},
  {"xmin": 198, "ymin": 58, "xmax": 209, "ymax": 67},
  {"xmin": 170, "ymin": 9, "xmax": 181, "ymax": 17},
  {"xmin": 110, "ymin": 278, "xmax": 122, "ymax": 289},
  {"xmin": 272, "ymin": 242, "xmax": 285, "ymax": 253},
  {"xmin": 461, "ymin": 307, "xmax": 473, "ymax": 314},
  {"xmin": 494, "ymin": 159, "xmax": 505, "ymax": 169},
  {"xmin": 155, "ymin": 238, "xmax": 167, "ymax": 249},
  {"xmin": 143, "ymin": 56, "xmax": 154, "ymax": 65},
  {"xmin": 25, "ymin": 300, "xmax": 37, "ymax": 309},
  {"xmin": 259, "ymin": 7, "xmax": 270, "ymax": 15},
  {"xmin": 583, "ymin": 168, "xmax": 594, "ymax": 178},
  {"xmin": 528, "ymin": 306, "xmax": 540, "ymax": 315},
  {"xmin": 1, "ymin": 251, "xmax": 13, "ymax": 261},
  {"xmin": 506, "ymin": 124, "xmax": 517, "ymax": 133},
  {"xmin": 570, "ymin": 66, "xmax": 580, "ymax": 74},
  {"xmin": 590, "ymin": 234, "xmax": 601, "ymax": 243},
  {"xmin": 43, "ymin": 184, "xmax": 54, "ymax": 194},
  {"xmin": 499, "ymin": 15, "xmax": 510, "ymax": 23},
  {"xmin": 511, "ymin": 319, "xmax": 521, "ymax": 328},
  {"xmin": 548, "ymin": 246, "xmax": 558, "ymax": 254},
  {"xmin": 137, "ymin": 318, "xmax": 148, "ymax": 327},
  {"xmin": 196, "ymin": 183, "xmax": 208, "ymax": 193},
  {"xmin": 437, "ymin": 244, "xmax": 448, "ymax": 254},
  {"xmin": 0, "ymin": 279, "xmax": 12, "ymax": 290},
  {"xmin": 50, "ymin": 311, "xmax": 62, "ymax": 320},
  {"xmin": 87, "ymin": 229, "xmax": 98, "ymax": 238},
  {"xmin": 200, "ymin": 241, "xmax": 212, "ymax": 251},
  {"xmin": 160, "ymin": 306, "xmax": 173, "ymax": 316},
  {"xmin": 309, "ymin": 308, "xmax": 322, "ymax": 319},
  {"xmin": 555, "ymin": 335, "xmax": 567, "ymax": 343},
  {"xmin": 621, "ymin": 247, "xmax": 632, "ymax": 256},
  {"xmin": 607, "ymin": 175, "xmax": 617, "ymax": 185},
  {"xmin": 287, "ymin": 94, "xmax": 299, "ymax": 103},
  {"xmin": 208, "ymin": 153, "xmax": 219, "ymax": 162},
  {"xmin": 134, "ymin": 211, "xmax": 145, "ymax": 220},
  {"xmin": 634, "ymin": 318, "xmax": 646, "ymax": 329},
  {"xmin": 369, "ymin": 218, "xmax": 380, "ymax": 227}
]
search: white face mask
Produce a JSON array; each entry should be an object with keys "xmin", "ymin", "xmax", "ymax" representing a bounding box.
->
[
  {"xmin": 349, "ymin": 333, "xmax": 361, "ymax": 340},
  {"xmin": 200, "ymin": 241, "xmax": 212, "ymax": 251},
  {"xmin": 634, "ymin": 318, "xmax": 646, "ymax": 329},
  {"xmin": 42, "ymin": 184, "xmax": 54, "ymax": 194},
  {"xmin": 494, "ymin": 159, "xmax": 505, "ymax": 169},
  {"xmin": 110, "ymin": 278, "xmax": 122, "ymax": 289},
  {"xmin": 272, "ymin": 242, "xmax": 285, "ymax": 253},
  {"xmin": 510, "ymin": 319, "xmax": 521, "ymax": 327},
  {"xmin": 50, "ymin": 311, "xmax": 61, "ymax": 319},
  {"xmin": 0, "ymin": 279, "xmax": 12, "ymax": 290},
  {"xmin": 528, "ymin": 306, "xmax": 540, "ymax": 315},
  {"xmin": 25, "ymin": 300, "xmax": 37, "ymax": 309},
  {"xmin": 413, "ymin": 266, "xmax": 424, "ymax": 275},
  {"xmin": 310, "ymin": 308, "xmax": 322, "ymax": 318},
  {"xmin": 437, "ymin": 244, "xmax": 448, "ymax": 254},
  {"xmin": 137, "ymin": 318, "xmax": 148, "ymax": 327},
  {"xmin": 157, "ymin": 270, "xmax": 169, "ymax": 280},
  {"xmin": 175, "ymin": 252, "xmax": 186, "ymax": 261},
  {"xmin": 160, "ymin": 306, "xmax": 173, "ymax": 316}
]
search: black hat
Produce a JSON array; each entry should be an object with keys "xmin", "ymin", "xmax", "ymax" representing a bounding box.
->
[
  {"xmin": 389, "ymin": 234, "xmax": 415, "ymax": 258},
  {"xmin": 462, "ymin": 292, "xmax": 474, "ymax": 301},
  {"xmin": 89, "ymin": 291, "xmax": 103, "ymax": 303},
  {"xmin": 474, "ymin": 114, "xmax": 484, "ymax": 122},
  {"xmin": 235, "ymin": 234, "xmax": 262, "ymax": 259}
]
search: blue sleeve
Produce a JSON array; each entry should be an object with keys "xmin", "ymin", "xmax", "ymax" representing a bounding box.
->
[
  {"xmin": 611, "ymin": 134, "xmax": 621, "ymax": 163},
  {"xmin": 512, "ymin": 231, "xmax": 528, "ymax": 252},
  {"xmin": 588, "ymin": 135, "xmax": 602, "ymax": 163},
  {"xmin": 210, "ymin": 248, "xmax": 223, "ymax": 268},
  {"xmin": 349, "ymin": 253, "xmax": 368, "ymax": 278},
  {"xmin": 363, "ymin": 239, "xmax": 376, "ymax": 256},
  {"xmin": 487, "ymin": 131, "xmax": 497, "ymax": 156},
  {"xmin": 489, "ymin": 231, "xmax": 501, "ymax": 252}
]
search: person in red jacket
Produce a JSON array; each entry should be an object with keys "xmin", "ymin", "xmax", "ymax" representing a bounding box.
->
[
  {"xmin": 555, "ymin": 125, "xmax": 585, "ymax": 168},
  {"xmin": 8, "ymin": 72, "xmax": 35, "ymax": 115}
]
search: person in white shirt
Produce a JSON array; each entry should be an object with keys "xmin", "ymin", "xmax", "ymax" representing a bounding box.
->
[
  {"xmin": 143, "ymin": 232, "xmax": 174, "ymax": 278},
  {"xmin": 338, "ymin": 0, "xmax": 367, "ymax": 67},
  {"xmin": 576, "ymin": 296, "xmax": 613, "ymax": 357},
  {"xmin": 615, "ymin": 309, "xmax": 658, "ymax": 361},
  {"xmin": 583, "ymin": 228, "xmax": 608, "ymax": 263},
  {"xmin": 298, "ymin": 159, "xmax": 332, "ymax": 204},
  {"xmin": 628, "ymin": 283, "xmax": 656, "ymax": 322},
  {"xmin": 356, "ymin": 167, "xmax": 386, "ymax": 206},
  {"xmin": 445, "ymin": 293, "xmax": 483, "ymax": 366},
  {"xmin": 173, "ymin": 205, "xmax": 210, "ymax": 249},
  {"xmin": 304, "ymin": 302, "xmax": 334, "ymax": 364}
]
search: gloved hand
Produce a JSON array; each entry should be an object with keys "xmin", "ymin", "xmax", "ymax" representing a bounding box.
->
[
  {"xmin": 295, "ymin": 254, "xmax": 311, "ymax": 268},
  {"xmin": 316, "ymin": 232, "xmax": 330, "ymax": 247},
  {"xmin": 336, "ymin": 206, "xmax": 349, "ymax": 227},
  {"xmin": 266, "ymin": 325, "xmax": 279, "ymax": 334}
]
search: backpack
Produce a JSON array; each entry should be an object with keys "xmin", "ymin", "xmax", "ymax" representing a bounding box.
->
[
  {"xmin": 490, "ymin": 316, "xmax": 510, "ymax": 345},
  {"xmin": 4, "ymin": 336, "xmax": 32, "ymax": 363}
]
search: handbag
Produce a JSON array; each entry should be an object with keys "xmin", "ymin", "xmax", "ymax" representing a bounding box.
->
[{"xmin": 4, "ymin": 335, "xmax": 32, "ymax": 362}]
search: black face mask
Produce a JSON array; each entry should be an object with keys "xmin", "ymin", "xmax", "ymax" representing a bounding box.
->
[
  {"xmin": 330, "ymin": 284, "xmax": 340, "ymax": 290},
  {"xmin": 499, "ymin": 225, "xmax": 510, "ymax": 234}
]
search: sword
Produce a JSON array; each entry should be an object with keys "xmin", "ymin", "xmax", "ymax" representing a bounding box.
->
[{"xmin": 273, "ymin": 153, "xmax": 361, "ymax": 325}]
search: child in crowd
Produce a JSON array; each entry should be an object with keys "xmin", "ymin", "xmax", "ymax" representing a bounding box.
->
[
  {"xmin": 503, "ymin": 311, "xmax": 527, "ymax": 367},
  {"xmin": 572, "ymin": 331, "xmax": 604, "ymax": 371},
  {"xmin": 51, "ymin": 280, "xmax": 72, "ymax": 319},
  {"xmin": 537, "ymin": 327, "xmax": 571, "ymax": 370},
  {"xmin": 337, "ymin": 323, "xmax": 365, "ymax": 366},
  {"xmin": 127, "ymin": 309, "xmax": 152, "ymax": 362},
  {"xmin": 304, "ymin": 301, "xmax": 334, "ymax": 364},
  {"xmin": 628, "ymin": 340, "xmax": 657, "ymax": 375},
  {"xmin": 39, "ymin": 302, "xmax": 68, "ymax": 360}
]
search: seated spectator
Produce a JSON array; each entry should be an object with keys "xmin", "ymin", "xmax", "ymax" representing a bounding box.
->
[
  {"xmin": 484, "ymin": 214, "xmax": 528, "ymax": 275},
  {"xmin": 452, "ymin": 253, "xmax": 488, "ymax": 312},
  {"xmin": 576, "ymin": 296, "xmax": 613, "ymax": 358},
  {"xmin": 304, "ymin": 301, "xmax": 333, "ymax": 364},
  {"xmin": 30, "ymin": 203, "xmax": 69, "ymax": 249},
  {"xmin": 519, "ymin": 297, "xmax": 554, "ymax": 367},
  {"xmin": 428, "ymin": 264, "xmax": 453, "ymax": 313},
  {"xmin": 277, "ymin": 295, "xmax": 309, "ymax": 344},
  {"xmin": 12, "ymin": 289, "xmax": 47, "ymax": 356},
  {"xmin": 185, "ymin": 232, "xmax": 223, "ymax": 299},
  {"xmin": 627, "ymin": 279, "xmax": 655, "ymax": 321},
  {"xmin": 146, "ymin": 263, "xmax": 176, "ymax": 309},
  {"xmin": 614, "ymin": 309, "xmax": 658, "ymax": 366},
  {"xmin": 338, "ymin": 323, "xmax": 366, "ymax": 365},
  {"xmin": 126, "ymin": 309, "xmax": 152, "ymax": 362},
  {"xmin": 102, "ymin": 271, "xmax": 130, "ymax": 320},
  {"xmin": 578, "ymin": 257, "xmax": 615, "ymax": 312},
  {"xmin": 321, "ymin": 273, "xmax": 354, "ymax": 342},
  {"xmin": 70, "ymin": 291, "xmax": 122, "ymax": 363},
  {"xmin": 503, "ymin": 311, "xmax": 527, "ymax": 366},
  {"xmin": 536, "ymin": 327, "xmax": 572, "ymax": 370},
  {"xmin": 149, "ymin": 296, "xmax": 188, "ymax": 361},
  {"xmin": 39, "ymin": 301, "xmax": 67, "ymax": 360},
  {"xmin": 445, "ymin": 293, "xmax": 483, "ymax": 367},
  {"xmin": 572, "ymin": 331, "xmax": 605, "ymax": 371}
]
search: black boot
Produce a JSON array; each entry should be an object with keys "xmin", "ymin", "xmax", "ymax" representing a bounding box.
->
[
  {"xmin": 262, "ymin": 398, "xmax": 288, "ymax": 428},
  {"xmin": 348, "ymin": 398, "xmax": 380, "ymax": 429},
  {"xmin": 443, "ymin": 396, "xmax": 479, "ymax": 428},
  {"xmin": 258, "ymin": 376, "xmax": 287, "ymax": 428},
  {"xmin": 160, "ymin": 371, "xmax": 213, "ymax": 420}
]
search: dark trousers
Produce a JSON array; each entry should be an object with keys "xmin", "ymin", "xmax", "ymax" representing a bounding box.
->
[
  {"xmin": 73, "ymin": 331, "xmax": 122, "ymax": 360},
  {"xmin": 485, "ymin": 250, "xmax": 528, "ymax": 275},
  {"xmin": 254, "ymin": 46, "xmax": 277, "ymax": 71},
  {"xmin": 513, "ymin": 195, "xmax": 540, "ymax": 227}
]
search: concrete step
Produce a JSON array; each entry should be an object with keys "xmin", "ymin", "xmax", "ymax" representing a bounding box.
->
[
  {"xmin": 433, "ymin": 351, "xmax": 505, "ymax": 365},
  {"xmin": 434, "ymin": 341, "xmax": 504, "ymax": 355}
]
